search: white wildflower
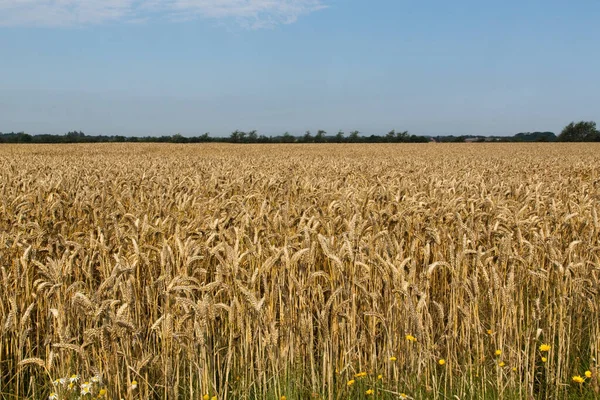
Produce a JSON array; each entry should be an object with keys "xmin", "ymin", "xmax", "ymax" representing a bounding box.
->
[{"xmin": 81, "ymin": 381, "xmax": 92, "ymax": 395}]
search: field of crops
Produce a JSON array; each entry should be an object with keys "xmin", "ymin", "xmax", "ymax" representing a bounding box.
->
[{"xmin": 1, "ymin": 143, "xmax": 599, "ymax": 399}]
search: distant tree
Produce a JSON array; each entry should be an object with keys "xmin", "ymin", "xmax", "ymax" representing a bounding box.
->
[
  {"xmin": 349, "ymin": 130, "xmax": 360, "ymax": 142},
  {"xmin": 303, "ymin": 130, "xmax": 313, "ymax": 143},
  {"xmin": 558, "ymin": 121, "xmax": 599, "ymax": 142},
  {"xmin": 315, "ymin": 130, "xmax": 326, "ymax": 143},
  {"xmin": 16, "ymin": 132, "xmax": 33, "ymax": 143},
  {"xmin": 230, "ymin": 130, "xmax": 242, "ymax": 143},
  {"xmin": 65, "ymin": 130, "xmax": 85, "ymax": 142},
  {"xmin": 335, "ymin": 130, "xmax": 345, "ymax": 143},
  {"xmin": 386, "ymin": 130, "xmax": 396, "ymax": 142},
  {"xmin": 282, "ymin": 132, "xmax": 295, "ymax": 143},
  {"xmin": 396, "ymin": 130, "xmax": 409, "ymax": 142},
  {"xmin": 514, "ymin": 131, "xmax": 557, "ymax": 142},
  {"xmin": 171, "ymin": 133, "xmax": 187, "ymax": 143},
  {"xmin": 248, "ymin": 130, "xmax": 258, "ymax": 142}
]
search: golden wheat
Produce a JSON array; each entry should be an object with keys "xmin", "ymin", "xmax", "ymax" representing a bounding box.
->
[{"xmin": 0, "ymin": 143, "xmax": 599, "ymax": 399}]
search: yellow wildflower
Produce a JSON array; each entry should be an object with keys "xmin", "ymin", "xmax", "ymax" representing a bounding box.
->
[
  {"xmin": 498, "ymin": 361, "xmax": 505, "ymax": 367},
  {"xmin": 131, "ymin": 380, "xmax": 138, "ymax": 390},
  {"xmin": 487, "ymin": 329, "xmax": 493, "ymax": 335},
  {"xmin": 211, "ymin": 397, "xmax": 217, "ymax": 400},
  {"xmin": 347, "ymin": 379, "xmax": 355, "ymax": 386},
  {"xmin": 98, "ymin": 388, "xmax": 107, "ymax": 397},
  {"xmin": 377, "ymin": 374, "xmax": 383, "ymax": 380},
  {"xmin": 400, "ymin": 394, "xmax": 408, "ymax": 399},
  {"xmin": 406, "ymin": 334, "xmax": 417, "ymax": 342},
  {"xmin": 281, "ymin": 397, "xmax": 286, "ymax": 400},
  {"xmin": 585, "ymin": 371, "xmax": 592, "ymax": 378},
  {"xmin": 572, "ymin": 375, "xmax": 585, "ymax": 384},
  {"xmin": 389, "ymin": 356, "xmax": 397, "ymax": 362},
  {"xmin": 512, "ymin": 367, "xmax": 517, "ymax": 372},
  {"xmin": 355, "ymin": 371, "xmax": 367, "ymax": 378},
  {"xmin": 495, "ymin": 350, "xmax": 501, "ymax": 356},
  {"xmin": 539, "ymin": 344, "xmax": 551, "ymax": 352},
  {"xmin": 365, "ymin": 389, "xmax": 374, "ymax": 395},
  {"xmin": 203, "ymin": 395, "xmax": 210, "ymax": 400},
  {"xmin": 541, "ymin": 357, "xmax": 547, "ymax": 363},
  {"xmin": 438, "ymin": 359, "xmax": 446, "ymax": 365}
]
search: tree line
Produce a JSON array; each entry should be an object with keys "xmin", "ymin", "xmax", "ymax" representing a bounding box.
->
[
  {"xmin": 0, "ymin": 121, "xmax": 597, "ymax": 144},
  {"xmin": 0, "ymin": 129, "xmax": 429, "ymax": 144}
]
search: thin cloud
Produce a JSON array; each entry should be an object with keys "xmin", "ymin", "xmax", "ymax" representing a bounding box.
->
[{"xmin": 0, "ymin": 0, "xmax": 327, "ymax": 28}]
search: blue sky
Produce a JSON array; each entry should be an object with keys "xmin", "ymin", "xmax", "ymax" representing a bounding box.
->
[{"xmin": 1, "ymin": 0, "xmax": 599, "ymax": 137}]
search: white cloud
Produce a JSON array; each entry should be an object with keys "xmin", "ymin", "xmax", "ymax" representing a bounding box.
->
[{"xmin": 0, "ymin": 0, "xmax": 327, "ymax": 28}]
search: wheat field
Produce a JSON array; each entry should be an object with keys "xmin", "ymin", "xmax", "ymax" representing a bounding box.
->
[{"xmin": 1, "ymin": 143, "xmax": 599, "ymax": 399}]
